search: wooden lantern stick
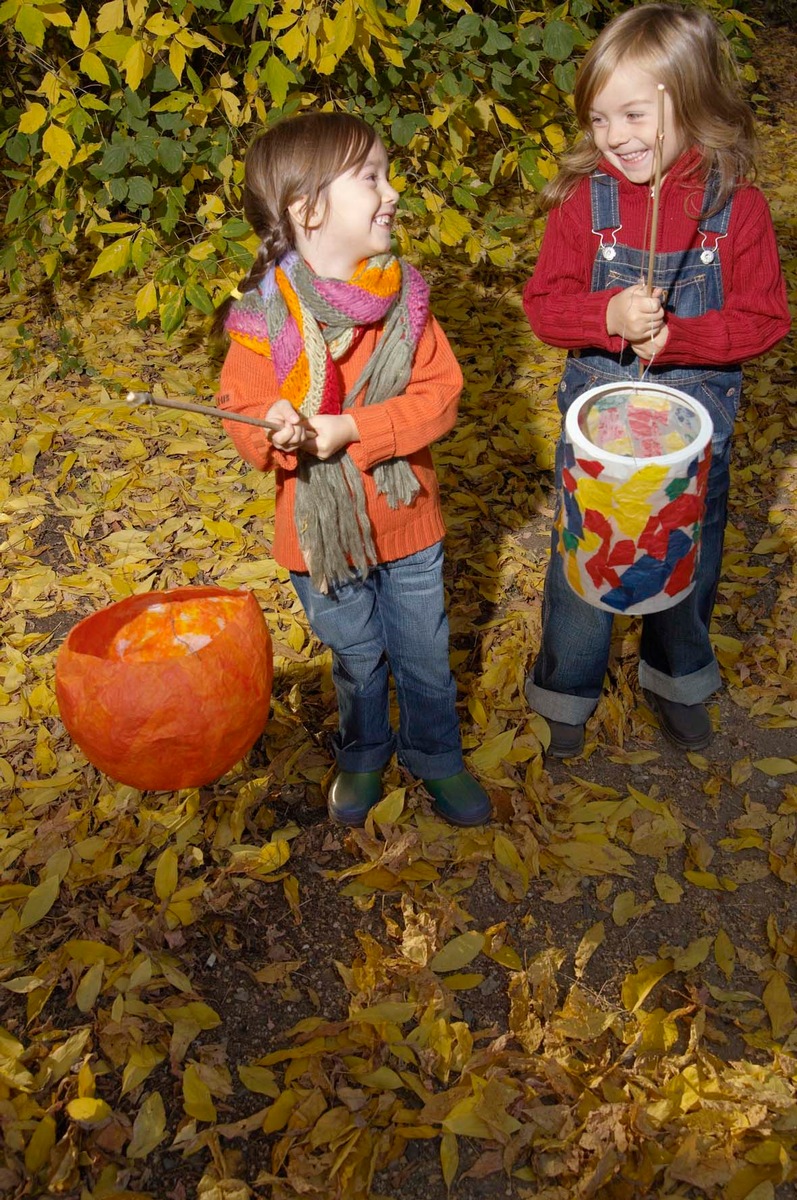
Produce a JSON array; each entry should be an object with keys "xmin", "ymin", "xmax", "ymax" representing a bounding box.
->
[
  {"xmin": 127, "ymin": 390, "xmax": 285, "ymax": 433},
  {"xmin": 645, "ymin": 85, "xmax": 667, "ymax": 295}
]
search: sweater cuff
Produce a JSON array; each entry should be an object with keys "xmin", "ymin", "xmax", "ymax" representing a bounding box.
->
[
  {"xmin": 580, "ymin": 290, "xmax": 624, "ymax": 349},
  {"xmin": 348, "ymin": 405, "xmax": 396, "ymax": 469}
]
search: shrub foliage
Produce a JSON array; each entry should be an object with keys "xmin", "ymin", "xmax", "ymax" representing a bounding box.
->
[{"xmin": 0, "ymin": 0, "xmax": 756, "ymax": 332}]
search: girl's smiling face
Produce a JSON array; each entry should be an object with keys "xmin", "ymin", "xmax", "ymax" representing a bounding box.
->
[
  {"xmin": 292, "ymin": 141, "xmax": 399, "ymax": 280},
  {"xmin": 589, "ymin": 63, "xmax": 687, "ymax": 184}
]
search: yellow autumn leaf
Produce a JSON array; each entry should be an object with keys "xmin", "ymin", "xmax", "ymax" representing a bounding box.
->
[
  {"xmin": 135, "ymin": 280, "xmax": 158, "ymax": 321},
  {"xmin": 574, "ymin": 921, "xmax": 605, "ymax": 978},
  {"xmin": 41, "ymin": 124, "xmax": 75, "ymax": 169},
  {"xmin": 671, "ymin": 935, "xmax": 712, "ymax": 973},
  {"xmin": 24, "ymin": 1114, "xmax": 56, "ymax": 1174},
  {"xmin": 484, "ymin": 943, "xmax": 523, "ymax": 971},
  {"xmin": 19, "ymin": 103, "xmax": 48, "ymax": 134},
  {"xmin": 654, "ymin": 872, "xmax": 684, "ymax": 904},
  {"xmin": 429, "ymin": 931, "xmax": 485, "ymax": 973},
  {"xmin": 262, "ymin": 1089, "xmax": 298, "ymax": 1134},
  {"xmin": 67, "ymin": 1096, "xmax": 112, "ymax": 1124},
  {"xmin": 621, "ymin": 959, "xmax": 673, "ymax": 1012},
  {"xmin": 352, "ymin": 1001, "xmax": 416, "ymax": 1024},
  {"xmin": 356, "ymin": 1066, "xmax": 403, "ymax": 1090},
  {"xmin": 154, "ymin": 845, "xmax": 179, "ymax": 900},
  {"xmin": 368, "ymin": 787, "xmax": 406, "ymax": 825},
  {"xmin": 714, "ymin": 928, "xmax": 735, "ymax": 980},
  {"xmin": 493, "ymin": 832, "xmax": 526, "ymax": 879},
  {"xmin": 762, "ymin": 973, "xmax": 797, "ymax": 1040},
  {"xmin": 121, "ymin": 1046, "xmax": 165, "ymax": 1096},
  {"xmin": 127, "ymin": 1091, "xmax": 167, "ymax": 1158},
  {"xmin": 183, "ymin": 1062, "xmax": 217, "ymax": 1122},
  {"xmin": 18, "ymin": 874, "xmax": 60, "ymax": 930},
  {"xmin": 75, "ymin": 960, "xmax": 104, "ymax": 1012},
  {"xmin": 238, "ymin": 1065, "xmax": 281, "ymax": 1097},
  {"xmin": 753, "ymin": 757, "xmax": 796, "ymax": 776},
  {"xmin": 442, "ymin": 972, "xmax": 484, "ymax": 990},
  {"xmin": 71, "ymin": 8, "xmax": 91, "ymax": 49},
  {"xmin": 440, "ymin": 1131, "xmax": 459, "ymax": 1190},
  {"xmin": 683, "ymin": 869, "xmax": 737, "ymax": 891},
  {"xmin": 468, "ymin": 728, "xmax": 515, "ymax": 774},
  {"xmin": 165, "ymin": 1001, "xmax": 221, "ymax": 1029}
]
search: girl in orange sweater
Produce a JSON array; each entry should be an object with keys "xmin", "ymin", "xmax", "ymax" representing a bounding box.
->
[{"xmin": 215, "ymin": 113, "xmax": 490, "ymax": 828}]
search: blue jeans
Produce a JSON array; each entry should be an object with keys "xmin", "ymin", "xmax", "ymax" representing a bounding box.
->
[
  {"xmin": 291, "ymin": 542, "xmax": 463, "ymax": 778},
  {"xmin": 525, "ymin": 439, "xmax": 728, "ymax": 725}
]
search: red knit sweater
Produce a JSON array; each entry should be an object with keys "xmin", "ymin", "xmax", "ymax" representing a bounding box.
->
[
  {"xmin": 217, "ymin": 316, "xmax": 463, "ymax": 573},
  {"xmin": 523, "ymin": 149, "xmax": 791, "ymax": 366}
]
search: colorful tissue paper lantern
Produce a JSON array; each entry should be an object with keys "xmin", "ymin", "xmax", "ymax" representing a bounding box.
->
[
  {"xmin": 55, "ymin": 586, "xmax": 273, "ymax": 790},
  {"xmin": 559, "ymin": 382, "xmax": 713, "ymax": 615}
]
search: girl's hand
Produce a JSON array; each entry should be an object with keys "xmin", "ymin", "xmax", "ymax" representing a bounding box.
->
[
  {"xmin": 265, "ymin": 399, "xmax": 309, "ymax": 451},
  {"xmin": 606, "ymin": 284, "xmax": 666, "ymax": 342},
  {"xmin": 631, "ymin": 324, "xmax": 670, "ymax": 361},
  {"xmin": 301, "ymin": 414, "xmax": 359, "ymax": 461}
]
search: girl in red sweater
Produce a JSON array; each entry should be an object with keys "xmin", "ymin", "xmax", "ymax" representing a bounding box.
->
[
  {"xmin": 523, "ymin": 3, "xmax": 790, "ymax": 757},
  {"xmin": 215, "ymin": 113, "xmax": 490, "ymax": 827}
]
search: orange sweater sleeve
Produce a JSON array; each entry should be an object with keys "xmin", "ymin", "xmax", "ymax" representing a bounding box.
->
[
  {"xmin": 216, "ymin": 342, "xmax": 295, "ymax": 474},
  {"xmin": 347, "ymin": 316, "xmax": 463, "ymax": 469},
  {"xmin": 216, "ymin": 315, "xmax": 463, "ymax": 470}
]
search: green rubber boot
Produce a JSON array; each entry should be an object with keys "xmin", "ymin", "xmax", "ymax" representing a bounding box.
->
[
  {"xmin": 423, "ymin": 770, "xmax": 492, "ymax": 827},
  {"xmin": 327, "ymin": 770, "xmax": 383, "ymax": 827}
]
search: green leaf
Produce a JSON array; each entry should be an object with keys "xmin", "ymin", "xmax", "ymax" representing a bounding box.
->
[
  {"xmin": 391, "ymin": 113, "xmax": 427, "ymax": 146},
  {"xmin": 263, "ymin": 54, "xmax": 295, "ymax": 106},
  {"xmin": 159, "ymin": 286, "xmax": 186, "ymax": 335},
  {"xmin": 6, "ymin": 186, "xmax": 28, "ymax": 225},
  {"xmin": 157, "ymin": 138, "xmax": 184, "ymax": 173},
  {"xmin": 543, "ymin": 19, "xmax": 578, "ymax": 63},
  {"xmin": 127, "ymin": 176, "xmax": 154, "ymax": 206},
  {"xmin": 185, "ymin": 280, "xmax": 214, "ymax": 315}
]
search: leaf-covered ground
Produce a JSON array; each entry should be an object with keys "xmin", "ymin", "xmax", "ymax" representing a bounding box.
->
[{"xmin": 2, "ymin": 21, "xmax": 796, "ymax": 1200}]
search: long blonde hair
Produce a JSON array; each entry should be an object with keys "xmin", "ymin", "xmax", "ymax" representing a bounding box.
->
[{"xmin": 541, "ymin": 2, "xmax": 757, "ymax": 213}]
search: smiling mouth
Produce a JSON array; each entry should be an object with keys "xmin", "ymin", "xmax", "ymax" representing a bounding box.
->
[
  {"xmin": 618, "ymin": 149, "xmax": 650, "ymax": 165},
  {"xmin": 374, "ymin": 214, "xmax": 393, "ymax": 227}
]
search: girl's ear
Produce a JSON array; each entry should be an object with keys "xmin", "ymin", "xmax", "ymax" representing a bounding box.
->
[
  {"xmin": 289, "ymin": 194, "xmax": 325, "ymax": 234},
  {"xmin": 288, "ymin": 195, "xmax": 324, "ymax": 231},
  {"xmin": 287, "ymin": 196, "xmax": 310, "ymax": 227}
]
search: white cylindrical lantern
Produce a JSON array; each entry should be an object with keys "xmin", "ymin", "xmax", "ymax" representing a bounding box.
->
[{"xmin": 559, "ymin": 382, "xmax": 713, "ymax": 615}]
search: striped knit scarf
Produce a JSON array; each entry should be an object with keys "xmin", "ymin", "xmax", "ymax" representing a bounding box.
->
[{"xmin": 226, "ymin": 251, "xmax": 430, "ymax": 591}]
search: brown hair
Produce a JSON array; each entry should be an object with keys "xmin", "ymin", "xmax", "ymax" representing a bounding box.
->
[
  {"xmin": 212, "ymin": 112, "xmax": 379, "ymax": 336},
  {"xmin": 540, "ymin": 2, "xmax": 758, "ymax": 214}
]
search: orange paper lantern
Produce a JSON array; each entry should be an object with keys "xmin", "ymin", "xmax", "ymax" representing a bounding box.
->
[{"xmin": 55, "ymin": 586, "xmax": 273, "ymax": 790}]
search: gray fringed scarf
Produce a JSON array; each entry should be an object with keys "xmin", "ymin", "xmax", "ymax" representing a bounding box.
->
[{"xmin": 225, "ymin": 251, "xmax": 430, "ymax": 591}]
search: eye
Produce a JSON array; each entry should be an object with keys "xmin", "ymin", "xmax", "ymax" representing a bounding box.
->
[{"xmin": 590, "ymin": 115, "xmax": 606, "ymax": 127}]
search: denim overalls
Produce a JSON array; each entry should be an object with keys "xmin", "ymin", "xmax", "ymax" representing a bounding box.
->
[{"xmin": 526, "ymin": 171, "xmax": 740, "ymax": 725}]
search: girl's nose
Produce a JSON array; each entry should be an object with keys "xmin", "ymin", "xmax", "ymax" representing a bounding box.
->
[
  {"xmin": 383, "ymin": 180, "xmax": 399, "ymax": 204},
  {"xmin": 607, "ymin": 120, "xmax": 626, "ymax": 148}
]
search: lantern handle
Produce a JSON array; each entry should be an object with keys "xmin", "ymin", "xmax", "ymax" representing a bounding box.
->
[{"xmin": 128, "ymin": 390, "xmax": 287, "ymax": 434}]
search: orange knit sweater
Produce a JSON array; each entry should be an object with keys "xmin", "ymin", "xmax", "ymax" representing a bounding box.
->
[{"xmin": 217, "ymin": 316, "xmax": 463, "ymax": 573}]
